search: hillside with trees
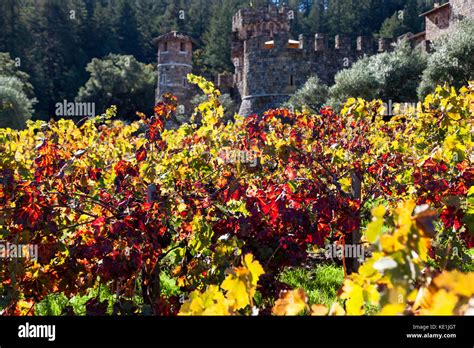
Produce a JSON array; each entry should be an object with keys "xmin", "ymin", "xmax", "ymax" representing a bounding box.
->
[{"xmin": 0, "ymin": 0, "xmax": 447, "ymax": 120}]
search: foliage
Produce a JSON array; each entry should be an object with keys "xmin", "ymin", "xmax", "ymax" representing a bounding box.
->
[
  {"xmin": 378, "ymin": 11, "xmax": 408, "ymax": 39},
  {"xmin": 286, "ymin": 76, "xmax": 329, "ymax": 114},
  {"xmin": 191, "ymin": 93, "xmax": 238, "ymax": 122},
  {"xmin": 328, "ymin": 40, "xmax": 427, "ymax": 109},
  {"xmin": 0, "ymin": 75, "xmax": 472, "ymax": 316},
  {"xmin": 0, "ymin": 53, "xmax": 37, "ymax": 129},
  {"xmin": 179, "ymin": 254, "xmax": 264, "ymax": 315},
  {"xmin": 0, "ymin": 76, "xmax": 35, "ymax": 129},
  {"xmin": 0, "ymin": 52, "xmax": 35, "ymax": 98},
  {"xmin": 418, "ymin": 19, "xmax": 474, "ymax": 98},
  {"xmin": 272, "ymin": 201, "xmax": 473, "ymax": 316},
  {"xmin": 76, "ymin": 54, "xmax": 156, "ymax": 118},
  {"xmin": 378, "ymin": 0, "xmax": 420, "ymax": 39}
]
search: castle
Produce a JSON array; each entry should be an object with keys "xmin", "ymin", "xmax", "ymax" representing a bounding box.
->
[{"xmin": 155, "ymin": 0, "xmax": 473, "ymax": 118}]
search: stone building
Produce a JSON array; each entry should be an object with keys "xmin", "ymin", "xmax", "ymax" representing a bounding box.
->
[
  {"xmin": 409, "ymin": 0, "xmax": 474, "ymax": 46},
  {"xmin": 154, "ymin": 31, "xmax": 194, "ymax": 122}
]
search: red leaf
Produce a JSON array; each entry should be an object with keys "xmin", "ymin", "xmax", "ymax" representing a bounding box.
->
[
  {"xmin": 136, "ymin": 146, "xmax": 147, "ymax": 162},
  {"xmin": 285, "ymin": 166, "xmax": 297, "ymax": 180}
]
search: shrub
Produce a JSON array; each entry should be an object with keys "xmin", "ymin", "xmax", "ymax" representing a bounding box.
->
[
  {"xmin": 418, "ymin": 19, "xmax": 474, "ymax": 98},
  {"xmin": 286, "ymin": 75, "xmax": 329, "ymax": 113},
  {"xmin": 0, "ymin": 76, "xmax": 35, "ymax": 129},
  {"xmin": 328, "ymin": 40, "xmax": 427, "ymax": 109}
]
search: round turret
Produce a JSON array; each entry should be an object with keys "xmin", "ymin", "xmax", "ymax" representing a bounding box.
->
[{"xmin": 154, "ymin": 31, "xmax": 193, "ymax": 121}]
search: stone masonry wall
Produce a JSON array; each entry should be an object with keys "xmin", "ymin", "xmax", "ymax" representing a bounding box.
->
[
  {"xmin": 451, "ymin": 0, "xmax": 474, "ymax": 20},
  {"xmin": 156, "ymin": 35, "xmax": 194, "ymax": 122},
  {"xmin": 425, "ymin": 6, "xmax": 451, "ymax": 41},
  {"xmin": 238, "ymin": 32, "xmax": 376, "ymax": 116}
]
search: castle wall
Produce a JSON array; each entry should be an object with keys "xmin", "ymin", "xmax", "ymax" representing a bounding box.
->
[
  {"xmin": 231, "ymin": 6, "xmax": 384, "ymax": 116},
  {"xmin": 451, "ymin": 0, "xmax": 474, "ymax": 20},
  {"xmin": 237, "ymin": 33, "xmax": 372, "ymax": 116}
]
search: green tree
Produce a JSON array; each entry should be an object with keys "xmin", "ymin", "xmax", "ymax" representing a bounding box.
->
[
  {"xmin": 0, "ymin": 52, "xmax": 35, "ymax": 98},
  {"xmin": 89, "ymin": 0, "xmax": 119, "ymax": 58},
  {"xmin": 418, "ymin": 20, "xmax": 474, "ymax": 98},
  {"xmin": 303, "ymin": 0, "xmax": 326, "ymax": 34},
  {"xmin": 0, "ymin": 76, "xmax": 35, "ymax": 129},
  {"xmin": 76, "ymin": 54, "xmax": 156, "ymax": 118},
  {"xmin": 116, "ymin": 0, "xmax": 144, "ymax": 60},
  {"xmin": 0, "ymin": 0, "xmax": 26, "ymax": 57},
  {"xmin": 328, "ymin": 40, "xmax": 427, "ymax": 109},
  {"xmin": 403, "ymin": 0, "xmax": 420, "ymax": 33},
  {"xmin": 286, "ymin": 75, "xmax": 329, "ymax": 113},
  {"xmin": 201, "ymin": 0, "xmax": 236, "ymax": 74},
  {"xmin": 378, "ymin": 11, "xmax": 407, "ymax": 38},
  {"xmin": 378, "ymin": 0, "xmax": 420, "ymax": 38},
  {"xmin": 19, "ymin": 0, "xmax": 88, "ymax": 118},
  {"xmin": 0, "ymin": 52, "xmax": 36, "ymax": 128}
]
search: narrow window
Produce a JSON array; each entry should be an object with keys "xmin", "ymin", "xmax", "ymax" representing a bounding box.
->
[
  {"xmin": 182, "ymin": 77, "xmax": 187, "ymax": 87},
  {"xmin": 434, "ymin": 16, "xmax": 439, "ymax": 25},
  {"xmin": 180, "ymin": 42, "xmax": 186, "ymax": 52},
  {"xmin": 163, "ymin": 42, "xmax": 168, "ymax": 52},
  {"xmin": 289, "ymin": 74, "xmax": 294, "ymax": 86}
]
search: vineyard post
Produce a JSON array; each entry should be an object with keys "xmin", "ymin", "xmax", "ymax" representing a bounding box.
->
[{"xmin": 347, "ymin": 170, "xmax": 362, "ymax": 274}]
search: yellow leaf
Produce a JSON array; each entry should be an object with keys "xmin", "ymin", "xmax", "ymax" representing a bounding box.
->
[
  {"xmin": 379, "ymin": 303, "xmax": 405, "ymax": 315},
  {"xmin": 338, "ymin": 177, "xmax": 351, "ymax": 192},
  {"xmin": 366, "ymin": 205, "xmax": 385, "ymax": 243},
  {"xmin": 447, "ymin": 111, "xmax": 461, "ymax": 120},
  {"xmin": 221, "ymin": 271, "xmax": 251, "ymax": 310},
  {"xmin": 179, "ymin": 285, "xmax": 230, "ymax": 316},
  {"xmin": 311, "ymin": 304, "xmax": 329, "ymax": 316},
  {"xmin": 272, "ymin": 289, "xmax": 308, "ymax": 316},
  {"xmin": 344, "ymin": 282, "xmax": 365, "ymax": 315},
  {"xmin": 433, "ymin": 271, "xmax": 474, "ymax": 297},
  {"xmin": 364, "ymin": 284, "xmax": 381, "ymax": 305},
  {"xmin": 372, "ymin": 205, "xmax": 386, "ymax": 219},
  {"xmin": 420, "ymin": 290, "xmax": 458, "ymax": 315},
  {"xmin": 242, "ymin": 253, "xmax": 264, "ymax": 286},
  {"xmin": 328, "ymin": 302, "xmax": 346, "ymax": 316}
]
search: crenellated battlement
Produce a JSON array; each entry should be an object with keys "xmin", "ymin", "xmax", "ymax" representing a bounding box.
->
[
  {"xmin": 243, "ymin": 33, "xmax": 392, "ymax": 55},
  {"xmin": 232, "ymin": 6, "xmax": 290, "ymax": 41},
  {"xmin": 231, "ymin": 6, "xmax": 400, "ymax": 116}
]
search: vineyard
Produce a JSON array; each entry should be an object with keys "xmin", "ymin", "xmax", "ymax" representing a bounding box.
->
[{"xmin": 0, "ymin": 75, "xmax": 473, "ymax": 316}]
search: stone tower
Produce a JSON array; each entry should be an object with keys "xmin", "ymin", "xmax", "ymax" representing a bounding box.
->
[
  {"xmin": 154, "ymin": 31, "xmax": 193, "ymax": 122},
  {"xmin": 232, "ymin": 6, "xmax": 291, "ymax": 116}
]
